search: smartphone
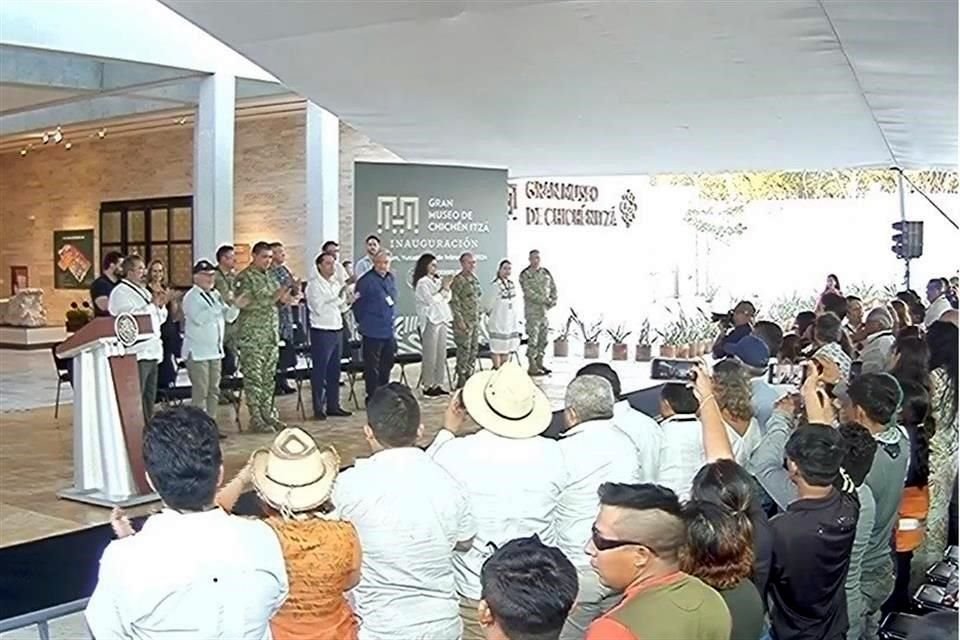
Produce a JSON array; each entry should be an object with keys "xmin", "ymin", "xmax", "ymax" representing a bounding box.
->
[
  {"xmin": 768, "ymin": 363, "xmax": 804, "ymax": 386},
  {"xmin": 650, "ymin": 358, "xmax": 698, "ymax": 381}
]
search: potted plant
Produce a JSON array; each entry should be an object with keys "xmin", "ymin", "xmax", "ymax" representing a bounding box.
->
[
  {"xmin": 635, "ymin": 319, "xmax": 654, "ymax": 362},
  {"xmin": 580, "ymin": 315, "xmax": 603, "ymax": 360},
  {"xmin": 65, "ymin": 301, "xmax": 93, "ymax": 333},
  {"xmin": 656, "ymin": 322, "xmax": 679, "ymax": 358},
  {"xmin": 675, "ymin": 311, "xmax": 692, "ymax": 358},
  {"xmin": 553, "ymin": 310, "xmax": 574, "ymax": 358},
  {"xmin": 606, "ymin": 324, "xmax": 632, "ymax": 361}
]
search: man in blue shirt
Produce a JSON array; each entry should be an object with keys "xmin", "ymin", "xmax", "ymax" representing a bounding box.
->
[
  {"xmin": 711, "ymin": 300, "xmax": 756, "ymax": 359},
  {"xmin": 353, "ymin": 250, "xmax": 398, "ymax": 401}
]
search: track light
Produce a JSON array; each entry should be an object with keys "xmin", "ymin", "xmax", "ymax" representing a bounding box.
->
[
  {"xmin": 53, "ymin": 129, "xmax": 63, "ymax": 144},
  {"xmin": 97, "ymin": 128, "xmax": 106, "ymax": 139},
  {"xmin": 65, "ymin": 142, "xmax": 73, "ymax": 150},
  {"xmin": 176, "ymin": 116, "xmax": 187, "ymax": 126},
  {"xmin": 41, "ymin": 132, "xmax": 50, "ymax": 144},
  {"xmin": 20, "ymin": 148, "xmax": 27, "ymax": 157}
]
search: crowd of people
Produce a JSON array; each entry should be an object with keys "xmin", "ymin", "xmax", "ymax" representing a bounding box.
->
[
  {"xmin": 84, "ymin": 262, "xmax": 959, "ymax": 640},
  {"xmin": 89, "ymin": 236, "xmax": 561, "ymax": 438}
]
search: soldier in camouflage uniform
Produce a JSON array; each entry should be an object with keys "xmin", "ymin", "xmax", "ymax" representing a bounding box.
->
[
  {"xmin": 214, "ymin": 245, "xmax": 238, "ymax": 377},
  {"xmin": 450, "ymin": 252, "xmax": 482, "ymax": 389},
  {"xmin": 519, "ymin": 249, "xmax": 557, "ymax": 376},
  {"xmin": 234, "ymin": 242, "xmax": 300, "ymax": 432}
]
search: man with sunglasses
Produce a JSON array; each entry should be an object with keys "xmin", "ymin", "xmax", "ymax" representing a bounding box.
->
[{"xmin": 584, "ymin": 483, "xmax": 731, "ymax": 640}]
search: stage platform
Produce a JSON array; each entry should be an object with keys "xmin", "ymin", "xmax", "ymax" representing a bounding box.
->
[
  {"xmin": 0, "ymin": 325, "xmax": 67, "ymax": 350},
  {"xmin": 0, "ymin": 352, "xmax": 661, "ymax": 549}
]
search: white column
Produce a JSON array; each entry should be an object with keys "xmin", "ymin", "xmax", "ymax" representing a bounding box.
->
[
  {"xmin": 305, "ymin": 101, "xmax": 340, "ymax": 268},
  {"xmin": 193, "ymin": 73, "xmax": 236, "ymax": 261}
]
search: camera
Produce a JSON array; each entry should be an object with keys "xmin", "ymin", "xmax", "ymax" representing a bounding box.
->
[{"xmin": 711, "ymin": 311, "xmax": 733, "ymax": 325}]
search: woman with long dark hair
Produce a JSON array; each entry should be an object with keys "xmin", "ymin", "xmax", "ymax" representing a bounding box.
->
[
  {"xmin": 412, "ymin": 253, "xmax": 452, "ymax": 396},
  {"xmin": 690, "ymin": 460, "xmax": 773, "ymax": 599},
  {"xmin": 890, "ymin": 381, "xmax": 931, "ymax": 609},
  {"xmin": 681, "ymin": 500, "xmax": 765, "ymax": 640},
  {"xmin": 146, "ymin": 259, "xmax": 181, "ymax": 393},
  {"xmin": 890, "ymin": 335, "xmax": 930, "ymax": 388},
  {"xmin": 481, "ymin": 259, "xmax": 520, "ymax": 369},
  {"xmin": 914, "ymin": 321, "xmax": 959, "ymax": 571}
]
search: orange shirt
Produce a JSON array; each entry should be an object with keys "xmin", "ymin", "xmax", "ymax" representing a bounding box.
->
[
  {"xmin": 266, "ymin": 517, "xmax": 361, "ymax": 640},
  {"xmin": 895, "ymin": 485, "xmax": 929, "ymax": 552}
]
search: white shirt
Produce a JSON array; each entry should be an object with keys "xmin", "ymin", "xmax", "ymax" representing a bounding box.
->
[
  {"xmin": 557, "ymin": 418, "xmax": 641, "ymax": 571},
  {"xmin": 656, "ymin": 414, "xmax": 761, "ymax": 500},
  {"xmin": 181, "ymin": 286, "xmax": 238, "ymax": 362},
  {"xmin": 107, "ymin": 280, "xmax": 167, "ymax": 362},
  {"xmin": 415, "ymin": 276, "xmax": 453, "ymax": 328},
  {"xmin": 612, "ymin": 400, "xmax": 662, "ymax": 483},
  {"xmin": 306, "ymin": 274, "xmax": 348, "ymax": 330},
  {"xmin": 333, "ymin": 447, "xmax": 475, "ymax": 640},
  {"xmin": 85, "ymin": 508, "xmax": 288, "ymax": 640},
  {"xmin": 656, "ymin": 414, "xmax": 707, "ymax": 501},
  {"xmin": 428, "ymin": 429, "xmax": 566, "ymax": 600},
  {"xmin": 925, "ymin": 294, "xmax": 952, "ymax": 328}
]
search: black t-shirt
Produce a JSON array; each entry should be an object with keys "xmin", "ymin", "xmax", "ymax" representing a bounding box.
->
[
  {"xmin": 768, "ymin": 489, "xmax": 859, "ymax": 640},
  {"xmin": 90, "ymin": 275, "xmax": 116, "ymax": 317}
]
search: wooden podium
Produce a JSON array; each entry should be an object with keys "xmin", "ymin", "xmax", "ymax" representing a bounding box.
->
[{"xmin": 55, "ymin": 313, "xmax": 161, "ymax": 508}]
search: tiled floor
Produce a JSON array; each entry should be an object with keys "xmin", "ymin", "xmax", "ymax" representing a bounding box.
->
[{"xmin": 0, "ymin": 348, "xmax": 662, "ymax": 640}]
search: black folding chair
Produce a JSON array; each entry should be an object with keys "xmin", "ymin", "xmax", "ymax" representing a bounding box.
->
[{"xmin": 51, "ymin": 344, "xmax": 72, "ymax": 419}]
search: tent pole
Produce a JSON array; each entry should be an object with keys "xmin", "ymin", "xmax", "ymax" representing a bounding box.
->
[{"xmin": 897, "ymin": 171, "xmax": 909, "ymax": 290}]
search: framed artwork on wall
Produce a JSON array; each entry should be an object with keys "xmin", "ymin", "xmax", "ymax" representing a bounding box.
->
[
  {"xmin": 10, "ymin": 266, "xmax": 28, "ymax": 295},
  {"xmin": 53, "ymin": 229, "xmax": 95, "ymax": 289}
]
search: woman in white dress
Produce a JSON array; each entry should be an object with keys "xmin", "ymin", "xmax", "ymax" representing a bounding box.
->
[
  {"xmin": 482, "ymin": 260, "xmax": 521, "ymax": 369},
  {"xmin": 413, "ymin": 253, "xmax": 453, "ymax": 396}
]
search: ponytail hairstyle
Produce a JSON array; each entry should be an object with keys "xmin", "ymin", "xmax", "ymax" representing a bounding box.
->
[
  {"xmin": 680, "ymin": 499, "xmax": 754, "ymax": 590},
  {"xmin": 899, "ymin": 380, "xmax": 932, "ymax": 487}
]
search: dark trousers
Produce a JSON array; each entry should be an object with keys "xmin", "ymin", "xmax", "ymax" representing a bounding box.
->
[
  {"xmin": 362, "ymin": 336, "xmax": 396, "ymax": 401},
  {"xmin": 138, "ymin": 359, "xmax": 159, "ymax": 423},
  {"xmin": 310, "ymin": 328, "xmax": 343, "ymax": 416}
]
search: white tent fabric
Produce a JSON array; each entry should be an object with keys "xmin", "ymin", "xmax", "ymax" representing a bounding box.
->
[{"xmin": 163, "ymin": 0, "xmax": 957, "ymax": 176}]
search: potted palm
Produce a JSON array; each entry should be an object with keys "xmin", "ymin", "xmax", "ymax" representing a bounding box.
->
[
  {"xmin": 675, "ymin": 311, "xmax": 692, "ymax": 358},
  {"xmin": 606, "ymin": 324, "xmax": 632, "ymax": 361},
  {"xmin": 553, "ymin": 310, "xmax": 574, "ymax": 358},
  {"xmin": 635, "ymin": 319, "xmax": 654, "ymax": 362},
  {"xmin": 580, "ymin": 316, "xmax": 603, "ymax": 360},
  {"xmin": 656, "ymin": 322, "xmax": 679, "ymax": 358}
]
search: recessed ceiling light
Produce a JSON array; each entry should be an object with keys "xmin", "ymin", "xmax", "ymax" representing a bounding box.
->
[
  {"xmin": 97, "ymin": 128, "xmax": 106, "ymax": 139},
  {"xmin": 65, "ymin": 141, "xmax": 73, "ymax": 150},
  {"xmin": 20, "ymin": 149, "xmax": 27, "ymax": 157}
]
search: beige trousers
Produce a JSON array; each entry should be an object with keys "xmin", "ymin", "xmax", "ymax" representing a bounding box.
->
[
  {"xmin": 185, "ymin": 357, "xmax": 221, "ymax": 420},
  {"xmin": 459, "ymin": 596, "xmax": 484, "ymax": 640}
]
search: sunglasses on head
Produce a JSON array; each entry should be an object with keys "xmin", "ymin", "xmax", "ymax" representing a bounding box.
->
[{"xmin": 591, "ymin": 526, "xmax": 653, "ymax": 553}]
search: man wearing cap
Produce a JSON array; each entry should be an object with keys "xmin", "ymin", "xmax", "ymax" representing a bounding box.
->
[
  {"xmin": 519, "ymin": 249, "xmax": 557, "ymax": 376},
  {"xmin": 235, "ymin": 242, "xmax": 301, "ymax": 433},
  {"xmin": 724, "ymin": 334, "xmax": 777, "ymax": 432},
  {"xmin": 428, "ymin": 362, "xmax": 567, "ymax": 640},
  {"xmin": 711, "ymin": 300, "xmax": 756, "ymax": 359},
  {"xmin": 182, "ymin": 260, "xmax": 249, "ymax": 435}
]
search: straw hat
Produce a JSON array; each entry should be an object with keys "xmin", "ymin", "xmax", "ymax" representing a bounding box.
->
[
  {"xmin": 250, "ymin": 427, "xmax": 340, "ymax": 513},
  {"xmin": 461, "ymin": 361, "xmax": 552, "ymax": 439}
]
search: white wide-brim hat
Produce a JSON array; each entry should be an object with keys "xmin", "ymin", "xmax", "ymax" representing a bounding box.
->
[
  {"xmin": 251, "ymin": 427, "xmax": 340, "ymax": 513},
  {"xmin": 462, "ymin": 361, "xmax": 552, "ymax": 439}
]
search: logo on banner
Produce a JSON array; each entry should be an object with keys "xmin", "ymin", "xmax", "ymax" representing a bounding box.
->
[
  {"xmin": 377, "ymin": 196, "xmax": 420, "ymax": 235},
  {"xmin": 619, "ymin": 190, "xmax": 638, "ymax": 228}
]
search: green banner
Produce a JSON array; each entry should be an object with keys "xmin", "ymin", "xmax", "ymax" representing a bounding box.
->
[{"xmin": 354, "ymin": 162, "xmax": 508, "ymax": 353}]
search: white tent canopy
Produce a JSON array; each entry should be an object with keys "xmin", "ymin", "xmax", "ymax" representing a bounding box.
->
[{"xmin": 164, "ymin": 0, "xmax": 957, "ymax": 176}]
